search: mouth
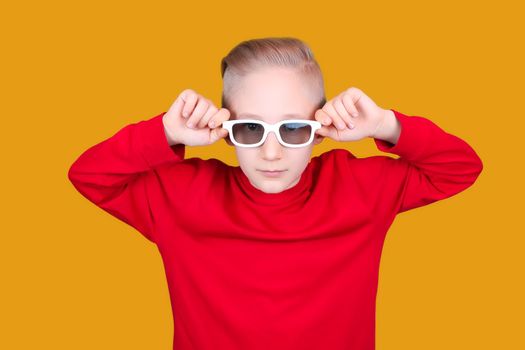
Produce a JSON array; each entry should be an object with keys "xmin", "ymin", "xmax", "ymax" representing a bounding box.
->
[{"xmin": 257, "ymin": 169, "xmax": 287, "ymax": 177}]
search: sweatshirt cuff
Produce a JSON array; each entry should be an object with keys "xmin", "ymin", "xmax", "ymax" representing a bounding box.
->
[
  {"xmin": 133, "ymin": 111, "xmax": 185, "ymax": 168},
  {"xmin": 373, "ymin": 109, "xmax": 432, "ymax": 160}
]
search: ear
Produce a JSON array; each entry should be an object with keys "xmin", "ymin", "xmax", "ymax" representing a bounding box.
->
[{"xmin": 313, "ymin": 133, "xmax": 324, "ymax": 145}]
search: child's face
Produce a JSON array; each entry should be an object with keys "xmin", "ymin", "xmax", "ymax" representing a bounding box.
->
[{"xmin": 227, "ymin": 66, "xmax": 323, "ymax": 194}]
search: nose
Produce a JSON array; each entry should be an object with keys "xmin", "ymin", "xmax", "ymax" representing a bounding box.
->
[{"xmin": 260, "ymin": 131, "xmax": 283, "ymax": 160}]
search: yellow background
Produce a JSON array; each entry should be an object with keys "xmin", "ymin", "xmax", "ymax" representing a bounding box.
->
[{"xmin": 1, "ymin": 0, "xmax": 522, "ymax": 349}]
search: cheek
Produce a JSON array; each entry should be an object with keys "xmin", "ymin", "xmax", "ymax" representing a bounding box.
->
[
  {"xmin": 290, "ymin": 152, "xmax": 312, "ymax": 173},
  {"xmin": 290, "ymin": 148, "xmax": 312, "ymax": 162},
  {"xmin": 235, "ymin": 148, "xmax": 256, "ymax": 164}
]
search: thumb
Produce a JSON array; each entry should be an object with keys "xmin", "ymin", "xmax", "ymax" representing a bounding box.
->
[
  {"xmin": 210, "ymin": 127, "xmax": 229, "ymax": 144},
  {"xmin": 316, "ymin": 126, "xmax": 331, "ymax": 137}
]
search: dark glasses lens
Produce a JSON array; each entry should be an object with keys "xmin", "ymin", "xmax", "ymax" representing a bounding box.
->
[
  {"xmin": 231, "ymin": 122, "xmax": 313, "ymax": 145},
  {"xmin": 232, "ymin": 122, "xmax": 265, "ymax": 145},
  {"xmin": 279, "ymin": 122, "xmax": 312, "ymax": 144}
]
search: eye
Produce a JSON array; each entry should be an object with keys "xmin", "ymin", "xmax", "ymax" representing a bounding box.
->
[
  {"xmin": 246, "ymin": 123, "xmax": 262, "ymax": 131},
  {"xmin": 283, "ymin": 123, "xmax": 304, "ymax": 132}
]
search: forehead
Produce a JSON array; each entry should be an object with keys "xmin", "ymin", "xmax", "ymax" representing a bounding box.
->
[
  {"xmin": 229, "ymin": 67, "xmax": 318, "ymax": 123},
  {"xmin": 236, "ymin": 112, "xmax": 308, "ymax": 121}
]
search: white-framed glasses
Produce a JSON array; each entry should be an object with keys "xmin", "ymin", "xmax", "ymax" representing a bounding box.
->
[{"xmin": 222, "ymin": 119, "xmax": 322, "ymax": 148}]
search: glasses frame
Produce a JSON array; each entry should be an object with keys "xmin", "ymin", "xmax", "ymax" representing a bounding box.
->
[{"xmin": 222, "ymin": 119, "xmax": 322, "ymax": 148}]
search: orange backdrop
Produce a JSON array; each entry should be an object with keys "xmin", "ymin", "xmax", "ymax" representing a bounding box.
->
[{"xmin": 1, "ymin": 0, "xmax": 522, "ymax": 349}]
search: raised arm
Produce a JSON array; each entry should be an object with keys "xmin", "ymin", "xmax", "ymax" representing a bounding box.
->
[
  {"xmin": 67, "ymin": 112, "xmax": 184, "ymax": 243},
  {"xmin": 373, "ymin": 109, "xmax": 483, "ymax": 214}
]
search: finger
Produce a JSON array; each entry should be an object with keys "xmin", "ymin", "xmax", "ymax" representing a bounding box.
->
[
  {"xmin": 185, "ymin": 98, "xmax": 209, "ymax": 128},
  {"xmin": 181, "ymin": 91, "xmax": 199, "ymax": 118},
  {"xmin": 342, "ymin": 92, "xmax": 360, "ymax": 117},
  {"xmin": 323, "ymin": 103, "xmax": 347, "ymax": 130},
  {"xmin": 313, "ymin": 109, "xmax": 323, "ymax": 124},
  {"xmin": 210, "ymin": 126, "xmax": 229, "ymax": 144},
  {"xmin": 315, "ymin": 125, "xmax": 336, "ymax": 139},
  {"xmin": 333, "ymin": 98, "xmax": 355, "ymax": 129},
  {"xmin": 167, "ymin": 95, "xmax": 185, "ymax": 119},
  {"xmin": 315, "ymin": 126, "xmax": 327, "ymax": 136},
  {"xmin": 315, "ymin": 109, "xmax": 332, "ymax": 126},
  {"xmin": 197, "ymin": 104, "xmax": 218, "ymax": 128},
  {"xmin": 210, "ymin": 108, "xmax": 231, "ymax": 128}
]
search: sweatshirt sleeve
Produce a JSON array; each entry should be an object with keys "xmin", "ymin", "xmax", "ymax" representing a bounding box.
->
[
  {"xmin": 67, "ymin": 111, "xmax": 183, "ymax": 243},
  {"xmin": 373, "ymin": 109, "xmax": 483, "ymax": 214}
]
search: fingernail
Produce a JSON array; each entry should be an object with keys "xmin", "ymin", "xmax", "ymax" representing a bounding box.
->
[
  {"xmin": 323, "ymin": 118, "xmax": 330, "ymax": 125},
  {"xmin": 209, "ymin": 121, "xmax": 215, "ymax": 128},
  {"xmin": 186, "ymin": 122, "xmax": 193, "ymax": 128},
  {"xmin": 183, "ymin": 112, "xmax": 188, "ymax": 118},
  {"xmin": 352, "ymin": 112, "xmax": 358, "ymax": 117}
]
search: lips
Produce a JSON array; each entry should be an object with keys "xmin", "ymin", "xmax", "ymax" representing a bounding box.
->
[
  {"xmin": 258, "ymin": 169, "xmax": 286, "ymax": 173},
  {"xmin": 258, "ymin": 169, "xmax": 287, "ymax": 178}
]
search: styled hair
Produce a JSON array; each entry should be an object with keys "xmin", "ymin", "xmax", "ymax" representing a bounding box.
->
[{"xmin": 220, "ymin": 37, "xmax": 326, "ymax": 112}]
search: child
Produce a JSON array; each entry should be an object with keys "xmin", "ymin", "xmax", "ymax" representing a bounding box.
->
[{"xmin": 68, "ymin": 37, "xmax": 483, "ymax": 350}]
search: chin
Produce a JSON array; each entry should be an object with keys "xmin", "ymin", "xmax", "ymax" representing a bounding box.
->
[
  {"xmin": 256, "ymin": 181, "xmax": 287, "ymax": 194},
  {"xmin": 262, "ymin": 187, "xmax": 285, "ymax": 194}
]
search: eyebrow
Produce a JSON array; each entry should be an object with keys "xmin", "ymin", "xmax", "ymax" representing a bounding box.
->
[{"xmin": 237, "ymin": 113, "xmax": 305, "ymax": 119}]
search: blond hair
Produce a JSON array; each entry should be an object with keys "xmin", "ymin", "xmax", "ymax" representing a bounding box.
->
[{"xmin": 220, "ymin": 37, "xmax": 326, "ymax": 112}]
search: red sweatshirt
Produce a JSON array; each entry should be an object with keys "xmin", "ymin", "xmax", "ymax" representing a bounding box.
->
[{"xmin": 68, "ymin": 109, "xmax": 483, "ymax": 350}]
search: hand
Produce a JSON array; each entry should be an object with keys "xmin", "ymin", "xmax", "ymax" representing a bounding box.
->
[
  {"xmin": 314, "ymin": 87, "xmax": 390, "ymax": 142},
  {"xmin": 162, "ymin": 89, "xmax": 231, "ymax": 146}
]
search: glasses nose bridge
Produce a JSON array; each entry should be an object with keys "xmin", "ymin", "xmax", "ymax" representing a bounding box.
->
[
  {"xmin": 263, "ymin": 129, "xmax": 280, "ymax": 144},
  {"xmin": 260, "ymin": 126, "xmax": 284, "ymax": 157},
  {"xmin": 262, "ymin": 123, "xmax": 284, "ymax": 146}
]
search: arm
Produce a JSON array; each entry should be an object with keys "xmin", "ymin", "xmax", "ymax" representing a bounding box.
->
[
  {"xmin": 67, "ymin": 112, "xmax": 184, "ymax": 243},
  {"xmin": 372, "ymin": 109, "xmax": 401, "ymax": 145},
  {"xmin": 373, "ymin": 109, "xmax": 483, "ymax": 214}
]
